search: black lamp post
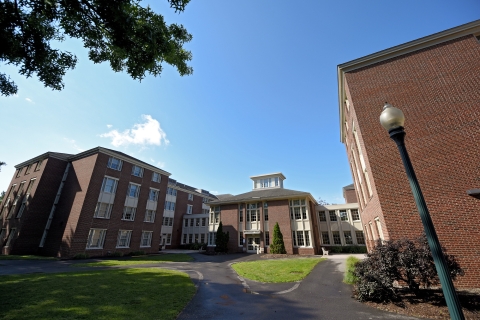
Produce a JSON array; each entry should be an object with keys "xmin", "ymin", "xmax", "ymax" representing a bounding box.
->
[{"xmin": 379, "ymin": 103, "xmax": 464, "ymax": 320}]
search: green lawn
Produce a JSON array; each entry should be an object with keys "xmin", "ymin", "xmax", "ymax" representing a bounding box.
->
[
  {"xmin": 232, "ymin": 258, "xmax": 325, "ymax": 283},
  {"xmin": 73, "ymin": 253, "xmax": 194, "ymax": 267},
  {"xmin": 0, "ymin": 255, "xmax": 58, "ymax": 260},
  {"xmin": 0, "ymin": 268, "xmax": 195, "ymax": 320},
  {"xmin": 343, "ymin": 256, "xmax": 360, "ymax": 284}
]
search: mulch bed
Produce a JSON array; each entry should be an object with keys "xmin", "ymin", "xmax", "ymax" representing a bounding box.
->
[{"xmin": 361, "ymin": 288, "xmax": 480, "ymax": 319}]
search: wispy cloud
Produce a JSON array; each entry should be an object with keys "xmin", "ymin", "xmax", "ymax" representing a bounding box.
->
[
  {"xmin": 25, "ymin": 98, "xmax": 34, "ymax": 103},
  {"xmin": 100, "ymin": 115, "xmax": 169, "ymax": 147},
  {"xmin": 157, "ymin": 161, "xmax": 166, "ymax": 169},
  {"xmin": 64, "ymin": 138, "xmax": 85, "ymax": 152},
  {"xmin": 106, "ymin": 124, "xmax": 112, "ymax": 128}
]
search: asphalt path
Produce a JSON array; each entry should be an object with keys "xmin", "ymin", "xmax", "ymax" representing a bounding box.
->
[{"xmin": 0, "ymin": 253, "xmax": 420, "ymax": 319}]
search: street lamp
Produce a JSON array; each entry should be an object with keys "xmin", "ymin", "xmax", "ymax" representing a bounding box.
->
[{"xmin": 380, "ymin": 103, "xmax": 465, "ymax": 320}]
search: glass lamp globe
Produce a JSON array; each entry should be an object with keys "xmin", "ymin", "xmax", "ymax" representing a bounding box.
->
[{"xmin": 380, "ymin": 103, "xmax": 405, "ymax": 131}]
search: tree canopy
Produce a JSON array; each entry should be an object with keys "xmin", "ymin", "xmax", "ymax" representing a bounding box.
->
[{"xmin": 0, "ymin": 0, "xmax": 193, "ymax": 96}]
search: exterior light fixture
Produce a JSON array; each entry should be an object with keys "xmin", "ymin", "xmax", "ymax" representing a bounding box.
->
[{"xmin": 380, "ymin": 102, "xmax": 465, "ymax": 320}]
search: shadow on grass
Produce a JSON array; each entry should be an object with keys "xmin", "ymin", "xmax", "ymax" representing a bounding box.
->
[{"xmin": 0, "ymin": 268, "xmax": 195, "ymax": 320}]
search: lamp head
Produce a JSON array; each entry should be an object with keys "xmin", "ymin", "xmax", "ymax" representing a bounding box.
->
[{"xmin": 380, "ymin": 102, "xmax": 405, "ymax": 131}]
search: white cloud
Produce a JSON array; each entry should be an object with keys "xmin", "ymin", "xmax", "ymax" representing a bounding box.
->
[
  {"xmin": 25, "ymin": 98, "xmax": 33, "ymax": 103},
  {"xmin": 64, "ymin": 138, "xmax": 85, "ymax": 152},
  {"xmin": 106, "ymin": 124, "xmax": 112, "ymax": 128},
  {"xmin": 100, "ymin": 115, "xmax": 169, "ymax": 147}
]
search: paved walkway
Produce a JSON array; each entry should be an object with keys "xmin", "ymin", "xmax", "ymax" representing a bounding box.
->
[{"xmin": 0, "ymin": 252, "xmax": 420, "ymax": 319}]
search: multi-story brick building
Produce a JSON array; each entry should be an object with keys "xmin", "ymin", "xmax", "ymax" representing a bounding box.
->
[
  {"xmin": 205, "ymin": 173, "xmax": 321, "ymax": 255},
  {"xmin": 337, "ymin": 20, "xmax": 480, "ymax": 287},
  {"xmin": 0, "ymin": 147, "xmax": 216, "ymax": 258}
]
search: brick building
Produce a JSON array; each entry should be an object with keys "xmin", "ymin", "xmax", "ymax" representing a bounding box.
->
[
  {"xmin": 0, "ymin": 147, "xmax": 216, "ymax": 258},
  {"xmin": 337, "ymin": 20, "xmax": 480, "ymax": 287}
]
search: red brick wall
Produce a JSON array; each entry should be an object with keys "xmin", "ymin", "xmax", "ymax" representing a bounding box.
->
[
  {"xmin": 220, "ymin": 204, "xmax": 240, "ymax": 253},
  {"xmin": 267, "ymin": 199, "xmax": 294, "ymax": 254},
  {"xmin": 2, "ymin": 157, "xmax": 68, "ymax": 255},
  {"xmin": 344, "ymin": 189, "xmax": 358, "ymax": 204},
  {"xmin": 343, "ymin": 35, "xmax": 480, "ymax": 287}
]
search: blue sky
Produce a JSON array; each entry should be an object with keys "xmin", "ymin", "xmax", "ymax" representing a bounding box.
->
[{"xmin": 1, "ymin": 1, "xmax": 479, "ymax": 203}]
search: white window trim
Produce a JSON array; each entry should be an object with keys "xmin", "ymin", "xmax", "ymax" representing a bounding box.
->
[
  {"xmin": 148, "ymin": 188, "xmax": 159, "ymax": 202},
  {"xmin": 101, "ymin": 176, "xmax": 119, "ymax": 194},
  {"xmin": 144, "ymin": 210, "xmax": 156, "ymax": 223},
  {"xmin": 152, "ymin": 172, "xmax": 161, "ymax": 183},
  {"xmin": 116, "ymin": 230, "xmax": 132, "ymax": 248},
  {"xmin": 131, "ymin": 165, "xmax": 144, "ymax": 177},
  {"xmin": 86, "ymin": 228, "xmax": 107, "ymax": 249},
  {"xmin": 107, "ymin": 157, "xmax": 123, "ymax": 171},
  {"xmin": 187, "ymin": 204, "xmax": 193, "ymax": 214},
  {"xmin": 140, "ymin": 231, "xmax": 153, "ymax": 247},
  {"xmin": 127, "ymin": 183, "xmax": 141, "ymax": 198},
  {"xmin": 94, "ymin": 202, "xmax": 113, "ymax": 219},
  {"xmin": 122, "ymin": 207, "xmax": 136, "ymax": 221}
]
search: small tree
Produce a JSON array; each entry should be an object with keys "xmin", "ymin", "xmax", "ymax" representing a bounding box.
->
[
  {"xmin": 354, "ymin": 234, "xmax": 464, "ymax": 302},
  {"xmin": 215, "ymin": 221, "xmax": 229, "ymax": 253},
  {"xmin": 269, "ymin": 222, "xmax": 287, "ymax": 254}
]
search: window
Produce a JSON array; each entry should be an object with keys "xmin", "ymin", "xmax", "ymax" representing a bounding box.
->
[
  {"xmin": 140, "ymin": 231, "xmax": 153, "ymax": 247},
  {"xmin": 340, "ymin": 210, "xmax": 348, "ymax": 221},
  {"xmin": 200, "ymin": 234, "xmax": 205, "ymax": 243},
  {"xmin": 305, "ymin": 231, "xmax": 310, "ymax": 246},
  {"xmin": 152, "ymin": 172, "xmax": 161, "ymax": 183},
  {"xmin": 239, "ymin": 232, "xmax": 244, "ymax": 246},
  {"xmin": 351, "ymin": 209, "xmax": 360, "ymax": 221},
  {"xmin": 202, "ymin": 209, "xmax": 209, "ymax": 214},
  {"xmin": 35, "ymin": 160, "xmax": 43, "ymax": 171},
  {"xmin": 122, "ymin": 207, "xmax": 136, "ymax": 221},
  {"xmin": 167, "ymin": 187, "xmax": 177, "ymax": 196},
  {"xmin": 5, "ymin": 228, "xmax": 16, "ymax": 246},
  {"xmin": 202, "ymin": 197, "xmax": 209, "ymax": 203},
  {"xmin": 183, "ymin": 234, "xmax": 187, "ymax": 244},
  {"xmin": 25, "ymin": 164, "xmax": 32, "ymax": 175},
  {"xmin": 8, "ymin": 181, "xmax": 25, "ymax": 218},
  {"xmin": 201, "ymin": 218, "xmax": 206, "ymax": 226},
  {"xmin": 292, "ymin": 231, "xmax": 297, "ymax": 246},
  {"xmin": 164, "ymin": 217, "xmax": 173, "ymax": 226},
  {"xmin": 209, "ymin": 232, "xmax": 216, "ymax": 246},
  {"xmin": 274, "ymin": 177, "xmax": 279, "ymax": 186},
  {"xmin": 86, "ymin": 229, "xmax": 107, "ymax": 249},
  {"xmin": 332, "ymin": 231, "xmax": 341, "ymax": 245},
  {"xmin": 94, "ymin": 202, "xmax": 113, "ymax": 219},
  {"xmin": 189, "ymin": 234, "xmax": 193, "ymax": 244},
  {"xmin": 375, "ymin": 217, "xmax": 385, "ymax": 241},
  {"xmin": 148, "ymin": 189, "xmax": 159, "ymax": 201},
  {"xmin": 184, "ymin": 219, "xmax": 188, "ymax": 227},
  {"xmin": 144, "ymin": 210, "xmax": 155, "ymax": 222},
  {"xmin": 189, "ymin": 218, "xmax": 194, "ymax": 227},
  {"xmin": 264, "ymin": 202, "xmax": 268, "ymax": 221},
  {"xmin": 164, "ymin": 201, "xmax": 175, "ymax": 211},
  {"xmin": 319, "ymin": 211, "xmax": 326, "ymax": 221},
  {"xmin": 194, "ymin": 234, "xmax": 199, "ymax": 243},
  {"xmin": 127, "ymin": 184, "xmax": 140, "ymax": 198},
  {"xmin": 296, "ymin": 232, "xmax": 305, "ymax": 246},
  {"xmin": 131, "ymin": 165, "xmax": 143, "ymax": 177},
  {"xmin": 16, "ymin": 168, "xmax": 22, "ymax": 178},
  {"xmin": 166, "ymin": 234, "xmax": 171, "ymax": 244},
  {"xmin": 116, "ymin": 230, "xmax": 132, "ymax": 248},
  {"xmin": 322, "ymin": 232, "xmax": 330, "ymax": 245},
  {"xmin": 344, "ymin": 231, "xmax": 353, "ymax": 244},
  {"xmin": 356, "ymin": 231, "xmax": 365, "ymax": 245},
  {"xmin": 0, "ymin": 185, "xmax": 16, "ymax": 219},
  {"xmin": 195, "ymin": 218, "xmax": 200, "ymax": 226},
  {"xmin": 211, "ymin": 206, "xmax": 220, "ymax": 223},
  {"xmin": 101, "ymin": 177, "xmax": 118, "ymax": 193},
  {"xmin": 16, "ymin": 179, "xmax": 36, "ymax": 218},
  {"xmin": 187, "ymin": 204, "xmax": 193, "ymax": 214},
  {"xmin": 290, "ymin": 199, "xmax": 307, "ymax": 220},
  {"xmin": 239, "ymin": 208, "xmax": 243, "ymax": 222},
  {"xmin": 265, "ymin": 231, "xmax": 270, "ymax": 246},
  {"xmin": 107, "ymin": 157, "xmax": 123, "ymax": 171},
  {"xmin": 329, "ymin": 210, "xmax": 337, "ymax": 221},
  {"xmin": 188, "ymin": 193, "xmax": 193, "ymax": 201}
]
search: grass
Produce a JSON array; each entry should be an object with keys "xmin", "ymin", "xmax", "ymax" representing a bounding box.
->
[
  {"xmin": 343, "ymin": 256, "xmax": 360, "ymax": 284},
  {"xmin": 232, "ymin": 258, "xmax": 324, "ymax": 283},
  {"xmin": 73, "ymin": 254, "xmax": 194, "ymax": 267},
  {"xmin": 0, "ymin": 255, "xmax": 58, "ymax": 260},
  {"xmin": 0, "ymin": 268, "xmax": 195, "ymax": 320}
]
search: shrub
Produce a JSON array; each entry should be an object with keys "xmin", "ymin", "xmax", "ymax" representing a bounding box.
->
[
  {"xmin": 128, "ymin": 251, "xmax": 146, "ymax": 256},
  {"xmin": 270, "ymin": 222, "xmax": 287, "ymax": 254},
  {"xmin": 344, "ymin": 256, "xmax": 360, "ymax": 284},
  {"xmin": 353, "ymin": 234, "xmax": 464, "ymax": 302},
  {"xmin": 111, "ymin": 252, "xmax": 123, "ymax": 257},
  {"xmin": 324, "ymin": 246, "xmax": 367, "ymax": 254},
  {"xmin": 73, "ymin": 253, "xmax": 89, "ymax": 260},
  {"xmin": 215, "ymin": 221, "xmax": 229, "ymax": 253}
]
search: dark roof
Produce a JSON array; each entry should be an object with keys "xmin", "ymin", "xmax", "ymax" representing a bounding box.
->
[
  {"xmin": 168, "ymin": 178, "xmax": 218, "ymax": 199},
  {"xmin": 343, "ymin": 183, "xmax": 355, "ymax": 190},
  {"xmin": 215, "ymin": 194, "xmax": 234, "ymax": 200},
  {"xmin": 209, "ymin": 188, "xmax": 315, "ymax": 205},
  {"xmin": 15, "ymin": 151, "xmax": 74, "ymax": 168}
]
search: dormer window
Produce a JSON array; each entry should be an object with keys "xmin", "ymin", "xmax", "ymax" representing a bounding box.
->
[{"xmin": 251, "ymin": 173, "xmax": 285, "ymax": 190}]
